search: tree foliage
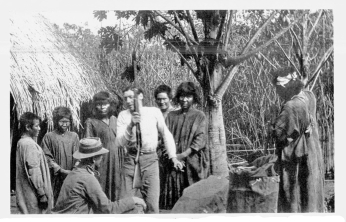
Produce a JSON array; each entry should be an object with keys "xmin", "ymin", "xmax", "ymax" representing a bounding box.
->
[{"xmin": 89, "ymin": 10, "xmax": 334, "ymax": 175}]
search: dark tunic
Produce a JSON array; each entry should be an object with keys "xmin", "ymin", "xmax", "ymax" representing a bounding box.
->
[
  {"xmin": 273, "ymin": 90, "xmax": 324, "ymax": 213},
  {"xmin": 41, "ymin": 130, "xmax": 79, "ymax": 203},
  {"xmin": 160, "ymin": 108, "xmax": 209, "ymax": 209},
  {"xmin": 52, "ymin": 165, "xmax": 136, "ymax": 214},
  {"xmin": 16, "ymin": 137, "xmax": 54, "ymax": 214},
  {"xmin": 157, "ymin": 106, "xmax": 176, "ymax": 204},
  {"xmin": 84, "ymin": 116, "xmax": 123, "ymax": 201}
]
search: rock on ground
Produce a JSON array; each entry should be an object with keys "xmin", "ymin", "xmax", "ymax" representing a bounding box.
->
[{"xmin": 171, "ymin": 175, "xmax": 229, "ymax": 213}]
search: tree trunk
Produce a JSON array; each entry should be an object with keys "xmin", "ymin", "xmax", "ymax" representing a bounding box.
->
[{"xmin": 204, "ymin": 64, "xmax": 229, "ymax": 177}]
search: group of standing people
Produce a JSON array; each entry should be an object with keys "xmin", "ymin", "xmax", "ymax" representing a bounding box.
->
[
  {"xmin": 14, "ymin": 81, "xmax": 210, "ymax": 214},
  {"xmin": 14, "ymin": 68, "xmax": 325, "ymax": 214}
]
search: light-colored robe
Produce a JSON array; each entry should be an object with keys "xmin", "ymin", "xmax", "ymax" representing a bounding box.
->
[{"xmin": 16, "ymin": 137, "xmax": 53, "ymax": 214}]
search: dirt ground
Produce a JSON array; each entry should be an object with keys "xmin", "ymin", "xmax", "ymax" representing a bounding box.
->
[{"xmin": 10, "ymin": 180, "xmax": 335, "ymax": 214}]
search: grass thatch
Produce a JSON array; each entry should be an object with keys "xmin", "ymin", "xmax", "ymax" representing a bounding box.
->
[{"xmin": 10, "ymin": 13, "xmax": 108, "ymax": 130}]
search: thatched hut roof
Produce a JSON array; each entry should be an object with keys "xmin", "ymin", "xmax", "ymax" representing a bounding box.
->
[{"xmin": 10, "ymin": 13, "xmax": 107, "ymax": 130}]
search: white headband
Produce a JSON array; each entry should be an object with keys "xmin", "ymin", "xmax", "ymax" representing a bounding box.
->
[{"xmin": 276, "ymin": 71, "xmax": 297, "ymax": 87}]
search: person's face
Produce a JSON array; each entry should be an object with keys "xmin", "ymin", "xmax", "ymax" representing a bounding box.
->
[
  {"xmin": 94, "ymin": 155, "xmax": 103, "ymax": 168},
  {"xmin": 57, "ymin": 117, "xmax": 70, "ymax": 133},
  {"xmin": 124, "ymin": 90, "xmax": 143, "ymax": 111},
  {"xmin": 179, "ymin": 94, "xmax": 194, "ymax": 111},
  {"xmin": 27, "ymin": 119, "xmax": 40, "ymax": 138},
  {"xmin": 124, "ymin": 90, "xmax": 135, "ymax": 111},
  {"xmin": 155, "ymin": 92, "xmax": 171, "ymax": 112},
  {"xmin": 95, "ymin": 102, "xmax": 110, "ymax": 116}
]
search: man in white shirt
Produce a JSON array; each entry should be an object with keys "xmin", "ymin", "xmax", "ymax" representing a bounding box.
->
[{"xmin": 117, "ymin": 86, "xmax": 182, "ymax": 214}]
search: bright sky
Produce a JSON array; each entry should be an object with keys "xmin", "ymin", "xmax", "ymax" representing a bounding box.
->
[{"xmin": 40, "ymin": 11, "xmax": 120, "ymax": 34}]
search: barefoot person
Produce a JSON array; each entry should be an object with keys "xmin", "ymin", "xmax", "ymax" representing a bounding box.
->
[
  {"xmin": 52, "ymin": 137, "xmax": 146, "ymax": 214},
  {"xmin": 41, "ymin": 107, "xmax": 79, "ymax": 204},
  {"xmin": 15, "ymin": 112, "xmax": 53, "ymax": 214},
  {"xmin": 161, "ymin": 82, "xmax": 209, "ymax": 209}
]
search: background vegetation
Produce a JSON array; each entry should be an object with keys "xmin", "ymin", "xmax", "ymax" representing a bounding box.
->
[{"xmin": 53, "ymin": 9, "xmax": 334, "ymax": 177}]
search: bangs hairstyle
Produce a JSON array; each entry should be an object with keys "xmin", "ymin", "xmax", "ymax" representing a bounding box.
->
[
  {"xmin": 92, "ymin": 91, "xmax": 119, "ymax": 117},
  {"xmin": 173, "ymin": 82, "xmax": 201, "ymax": 105},
  {"xmin": 154, "ymin": 84, "xmax": 172, "ymax": 99},
  {"xmin": 19, "ymin": 112, "xmax": 41, "ymax": 135},
  {"xmin": 271, "ymin": 66, "xmax": 305, "ymax": 94},
  {"xmin": 52, "ymin": 106, "xmax": 72, "ymax": 129}
]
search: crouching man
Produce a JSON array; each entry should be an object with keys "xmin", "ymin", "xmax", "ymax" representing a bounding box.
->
[{"xmin": 52, "ymin": 137, "xmax": 146, "ymax": 214}]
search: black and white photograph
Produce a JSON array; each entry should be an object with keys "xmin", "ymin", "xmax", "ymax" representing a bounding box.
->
[{"xmin": 2, "ymin": 0, "xmax": 344, "ymax": 219}]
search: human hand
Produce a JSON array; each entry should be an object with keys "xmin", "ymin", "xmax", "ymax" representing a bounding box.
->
[
  {"xmin": 131, "ymin": 112, "xmax": 141, "ymax": 126},
  {"xmin": 38, "ymin": 194, "xmax": 48, "ymax": 210},
  {"xmin": 172, "ymin": 157, "xmax": 184, "ymax": 171},
  {"xmin": 132, "ymin": 197, "xmax": 147, "ymax": 210}
]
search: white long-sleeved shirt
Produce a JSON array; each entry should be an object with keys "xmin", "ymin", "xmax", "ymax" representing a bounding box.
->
[{"xmin": 116, "ymin": 107, "xmax": 177, "ymax": 159}]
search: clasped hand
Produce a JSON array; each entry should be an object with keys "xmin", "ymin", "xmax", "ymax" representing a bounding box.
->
[
  {"xmin": 130, "ymin": 112, "xmax": 141, "ymax": 127},
  {"xmin": 171, "ymin": 157, "xmax": 184, "ymax": 171}
]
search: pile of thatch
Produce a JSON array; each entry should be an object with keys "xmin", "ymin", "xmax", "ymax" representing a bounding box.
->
[{"xmin": 10, "ymin": 13, "xmax": 107, "ymax": 130}]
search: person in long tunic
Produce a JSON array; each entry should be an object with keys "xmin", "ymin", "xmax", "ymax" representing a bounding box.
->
[
  {"xmin": 84, "ymin": 91, "xmax": 123, "ymax": 202},
  {"xmin": 271, "ymin": 67, "xmax": 324, "ymax": 213},
  {"xmin": 15, "ymin": 112, "xmax": 53, "ymax": 214},
  {"xmin": 41, "ymin": 107, "xmax": 79, "ymax": 203},
  {"xmin": 52, "ymin": 137, "xmax": 146, "ymax": 214},
  {"xmin": 154, "ymin": 84, "xmax": 177, "ymax": 208},
  {"xmin": 161, "ymin": 82, "xmax": 209, "ymax": 209}
]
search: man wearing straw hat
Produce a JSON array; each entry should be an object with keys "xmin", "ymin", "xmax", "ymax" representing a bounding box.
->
[{"xmin": 52, "ymin": 137, "xmax": 146, "ymax": 214}]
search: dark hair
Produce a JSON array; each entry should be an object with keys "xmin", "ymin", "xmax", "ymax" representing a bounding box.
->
[
  {"xmin": 19, "ymin": 112, "xmax": 40, "ymax": 135},
  {"xmin": 271, "ymin": 67, "xmax": 305, "ymax": 96},
  {"xmin": 92, "ymin": 91, "xmax": 118, "ymax": 117},
  {"xmin": 154, "ymin": 84, "xmax": 172, "ymax": 99},
  {"xmin": 52, "ymin": 106, "xmax": 73, "ymax": 129},
  {"xmin": 123, "ymin": 86, "xmax": 144, "ymax": 96},
  {"xmin": 173, "ymin": 82, "xmax": 201, "ymax": 105},
  {"xmin": 93, "ymin": 91, "xmax": 111, "ymax": 104}
]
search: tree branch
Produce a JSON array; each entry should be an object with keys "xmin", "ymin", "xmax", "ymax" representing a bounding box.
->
[
  {"xmin": 161, "ymin": 35, "xmax": 196, "ymax": 75},
  {"xmin": 173, "ymin": 11, "xmax": 193, "ymax": 46},
  {"xmin": 306, "ymin": 45, "xmax": 333, "ymax": 87},
  {"xmin": 216, "ymin": 11, "xmax": 227, "ymax": 43},
  {"xmin": 154, "ymin": 10, "xmax": 198, "ymax": 45},
  {"xmin": 301, "ymin": 12, "xmax": 309, "ymax": 80},
  {"xmin": 259, "ymin": 51, "xmax": 277, "ymax": 69},
  {"xmin": 223, "ymin": 10, "xmax": 233, "ymax": 51},
  {"xmin": 218, "ymin": 12, "xmax": 305, "ymax": 97},
  {"xmin": 215, "ymin": 65, "xmax": 239, "ymax": 97},
  {"xmin": 274, "ymin": 39, "xmax": 302, "ymax": 77},
  {"xmin": 308, "ymin": 9, "xmax": 324, "ymax": 40},
  {"xmin": 224, "ymin": 19, "xmax": 298, "ymax": 67},
  {"xmin": 290, "ymin": 28, "xmax": 303, "ymax": 57},
  {"xmin": 186, "ymin": 10, "xmax": 199, "ymax": 43},
  {"xmin": 241, "ymin": 10, "xmax": 276, "ymax": 54}
]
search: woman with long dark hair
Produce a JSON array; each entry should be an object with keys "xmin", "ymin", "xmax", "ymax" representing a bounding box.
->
[
  {"xmin": 84, "ymin": 91, "xmax": 123, "ymax": 202},
  {"xmin": 160, "ymin": 82, "xmax": 209, "ymax": 209},
  {"xmin": 41, "ymin": 107, "xmax": 79, "ymax": 204}
]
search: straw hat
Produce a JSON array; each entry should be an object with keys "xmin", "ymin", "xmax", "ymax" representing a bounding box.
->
[{"xmin": 73, "ymin": 137, "xmax": 108, "ymax": 159}]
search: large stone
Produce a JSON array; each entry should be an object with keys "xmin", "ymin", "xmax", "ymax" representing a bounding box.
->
[{"xmin": 171, "ymin": 175, "xmax": 229, "ymax": 213}]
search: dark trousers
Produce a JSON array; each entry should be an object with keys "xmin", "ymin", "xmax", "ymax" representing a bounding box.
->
[{"xmin": 122, "ymin": 152, "xmax": 160, "ymax": 214}]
